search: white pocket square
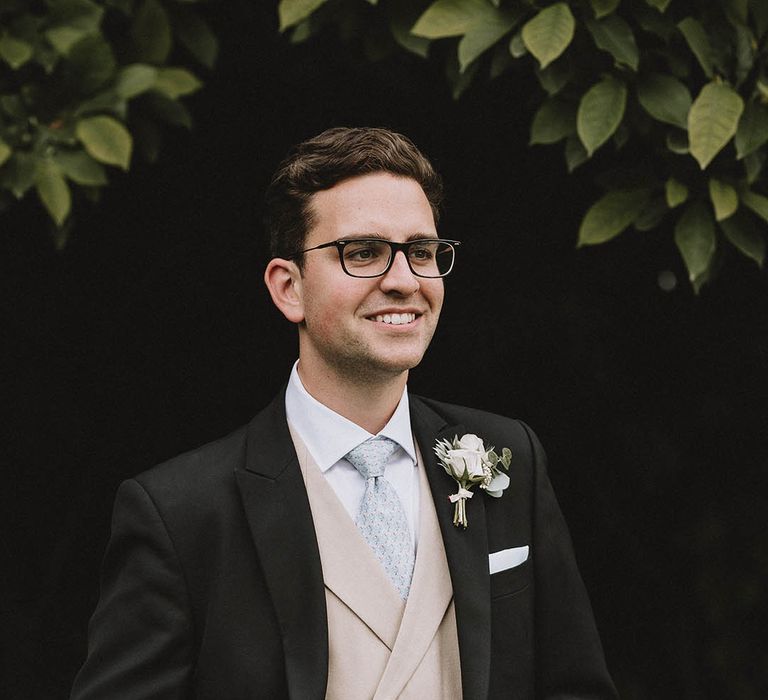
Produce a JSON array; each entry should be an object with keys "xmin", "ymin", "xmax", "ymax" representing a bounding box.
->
[{"xmin": 489, "ymin": 545, "xmax": 530, "ymax": 574}]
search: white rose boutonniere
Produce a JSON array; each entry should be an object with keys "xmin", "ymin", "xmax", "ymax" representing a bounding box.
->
[{"xmin": 434, "ymin": 433, "xmax": 513, "ymax": 528}]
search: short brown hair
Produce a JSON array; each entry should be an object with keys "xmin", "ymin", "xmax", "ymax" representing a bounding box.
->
[{"xmin": 265, "ymin": 127, "xmax": 443, "ymax": 261}]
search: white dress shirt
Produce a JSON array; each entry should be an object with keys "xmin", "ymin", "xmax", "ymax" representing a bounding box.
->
[{"xmin": 285, "ymin": 361, "xmax": 420, "ymax": 551}]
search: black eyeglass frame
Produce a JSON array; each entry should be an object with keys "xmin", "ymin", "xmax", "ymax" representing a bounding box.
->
[{"xmin": 287, "ymin": 238, "xmax": 462, "ymax": 278}]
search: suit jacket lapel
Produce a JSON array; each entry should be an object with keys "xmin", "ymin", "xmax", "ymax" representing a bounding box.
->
[
  {"xmin": 234, "ymin": 390, "xmax": 328, "ymax": 700},
  {"xmin": 410, "ymin": 396, "xmax": 491, "ymax": 700}
]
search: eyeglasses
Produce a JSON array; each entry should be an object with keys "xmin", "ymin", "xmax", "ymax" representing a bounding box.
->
[{"xmin": 288, "ymin": 238, "xmax": 461, "ymax": 278}]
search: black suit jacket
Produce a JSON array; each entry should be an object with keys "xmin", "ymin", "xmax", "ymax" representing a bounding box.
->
[{"xmin": 71, "ymin": 391, "xmax": 617, "ymax": 699}]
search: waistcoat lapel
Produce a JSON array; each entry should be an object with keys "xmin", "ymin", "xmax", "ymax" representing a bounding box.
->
[
  {"xmin": 373, "ymin": 442, "xmax": 457, "ymax": 700},
  {"xmin": 290, "ymin": 424, "xmax": 406, "ymax": 648},
  {"xmin": 410, "ymin": 396, "xmax": 492, "ymax": 700},
  {"xmin": 234, "ymin": 391, "xmax": 328, "ymax": 700}
]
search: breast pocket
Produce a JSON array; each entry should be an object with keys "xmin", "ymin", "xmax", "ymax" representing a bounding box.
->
[{"xmin": 490, "ymin": 557, "xmax": 531, "ymax": 600}]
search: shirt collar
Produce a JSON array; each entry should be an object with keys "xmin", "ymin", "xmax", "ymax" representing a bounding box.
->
[{"xmin": 284, "ymin": 361, "xmax": 416, "ymax": 472}]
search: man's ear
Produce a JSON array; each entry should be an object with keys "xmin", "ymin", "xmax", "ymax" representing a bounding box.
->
[{"xmin": 264, "ymin": 258, "xmax": 305, "ymax": 323}]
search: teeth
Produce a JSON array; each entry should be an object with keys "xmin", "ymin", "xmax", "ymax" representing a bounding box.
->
[{"xmin": 374, "ymin": 313, "xmax": 416, "ymax": 325}]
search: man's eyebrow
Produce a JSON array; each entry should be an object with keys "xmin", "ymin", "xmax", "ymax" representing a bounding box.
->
[{"xmin": 338, "ymin": 232, "xmax": 439, "ymax": 241}]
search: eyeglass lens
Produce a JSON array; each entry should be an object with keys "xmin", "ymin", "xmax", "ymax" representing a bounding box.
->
[{"xmin": 341, "ymin": 240, "xmax": 454, "ymax": 278}]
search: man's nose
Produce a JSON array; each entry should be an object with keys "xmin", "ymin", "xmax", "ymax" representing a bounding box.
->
[{"xmin": 379, "ymin": 250, "xmax": 420, "ymax": 295}]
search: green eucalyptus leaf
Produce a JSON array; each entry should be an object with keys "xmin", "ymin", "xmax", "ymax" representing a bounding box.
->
[
  {"xmin": 688, "ymin": 82, "xmax": 744, "ymax": 169},
  {"xmin": 584, "ymin": 14, "xmax": 639, "ymax": 71},
  {"xmin": 389, "ymin": 0, "xmax": 431, "ymax": 59},
  {"xmin": 114, "ymin": 64, "xmax": 158, "ymax": 99},
  {"xmin": 490, "ymin": 42, "xmax": 514, "ymax": 78},
  {"xmin": 735, "ymin": 100, "xmax": 768, "ymax": 159},
  {"xmin": 173, "ymin": 8, "xmax": 218, "ymax": 68},
  {"xmin": 130, "ymin": 0, "xmax": 172, "ymax": 63},
  {"xmin": 278, "ymin": 0, "xmax": 327, "ymax": 31},
  {"xmin": 666, "ymin": 177, "xmax": 689, "ymax": 208},
  {"xmin": 720, "ymin": 213, "xmax": 766, "ymax": 267},
  {"xmin": 54, "ymin": 149, "xmax": 108, "ymax": 185},
  {"xmin": 740, "ymin": 189, "xmax": 768, "ymax": 223},
  {"xmin": 577, "ymin": 75, "xmax": 627, "ymax": 156},
  {"xmin": 412, "ymin": 0, "xmax": 482, "ymax": 38},
  {"xmin": 153, "ymin": 67, "xmax": 202, "ymax": 99},
  {"xmin": 565, "ymin": 134, "xmax": 588, "ymax": 171},
  {"xmin": 645, "ymin": 0, "xmax": 671, "ymax": 11},
  {"xmin": 0, "ymin": 138, "xmax": 11, "ymax": 167},
  {"xmin": 521, "ymin": 2, "xmax": 575, "ymax": 69},
  {"xmin": 45, "ymin": 0, "xmax": 104, "ymax": 54},
  {"xmin": 530, "ymin": 98, "xmax": 576, "ymax": 144},
  {"xmin": 677, "ymin": 17, "xmax": 714, "ymax": 78},
  {"xmin": 1, "ymin": 152, "xmax": 36, "ymax": 198},
  {"xmin": 637, "ymin": 73, "xmax": 691, "ymax": 129},
  {"xmin": 76, "ymin": 115, "xmax": 132, "ymax": 170},
  {"xmin": 578, "ymin": 188, "xmax": 651, "ymax": 245},
  {"xmin": 632, "ymin": 3, "xmax": 674, "ymax": 41},
  {"xmin": 708, "ymin": 178, "xmax": 738, "ymax": 220},
  {"xmin": 725, "ymin": 0, "xmax": 749, "ymax": 24},
  {"xmin": 142, "ymin": 92, "xmax": 193, "ymax": 128},
  {"xmin": 35, "ymin": 158, "xmax": 71, "ymax": 226},
  {"xmin": 590, "ymin": 0, "xmax": 620, "ymax": 19},
  {"xmin": 666, "ymin": 129, "xmax": 689, "ymax": 154},
  {"xmin": 0, "ymin": 33, "xmax": 33, "ymax": 69},
  {"xmin": 674, "ymin": 200, "xmax": 716, "ymax": 288}
]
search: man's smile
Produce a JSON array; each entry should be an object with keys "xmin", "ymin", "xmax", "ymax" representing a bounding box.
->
[{"xmin": 369, "ymin": 312, "xmax": 418, "ymax": 325}]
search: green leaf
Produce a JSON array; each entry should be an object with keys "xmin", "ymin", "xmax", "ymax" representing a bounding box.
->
[
  {"xmin": 458, "ymin": 6, "xmax": 524, "ymax": 72},
  {"xmin": 637, "ymin": 73, "xmax": 691, "ymax": 129},
  {"xmin": 584, "ymin": 14, "xmax": 639, "ymax": 71},
  {"xmin": 68, "ymin": 34, "xmax": 117, "ymax": 94},
  {"xmin": 666, "ymin": 129, "xmax": 689, "ymax": 154},
  {"xmin": 535, "ymin": 59, "xmax": 571, "ymax": 95},
  {"xmin": 744, "ymin": 150, "xmax": 765, "ymax": 183},
  {"xmin": 530, "ymin": 98, "xmax": 576, "ymax": 144},
  {"xmin": 752, "ymin": 0, "xmax": 768, "ymax": 39},
  {"xmin": 279, "ymin": 0, "xmax": 328, "ymax": 31},
  {"xmin": 76, "ymin": 115, "xmax": 132, "ymax": 170},
  {"xmin": 142, "ymin": 92, "xmax": 193, "ymax": 129},
  {"xmin": 735, "ymin": 101, "xmax": 768, "ymax": 159},
  {"xmin": 0, "ymin": 138, "xmax": 11, "ymax": 167},
  {"xmin": 508, "ymin": 30, "xmax": 526, "ymax": 57},
  {"xmin": 577, "ymin": 75, "xmax": 627, "ymax": 156},
  {"xmin": 173, "ymin": 8, "xmax": 218, "ymax": 68},
  {"xmin": 565, "ymin": 134, "xmax": 588, "ymax": 172},
  {"xmin": 708, "ymin": 178, "xmax": 738, "ymax": 221},
  {"xmin": 590, "ymin": 0, "xmax": 620, "ymax": 19},
  {"xmin": 153, "ymin": 68, "xmax": 202, "ymax": 99},
  {"xmin": 130, "ymin": 0, "xmax": 172, "ymax": 64},
  {"xmin": 521, "ymin": 2, "xmax": 575, "ymax": 69},
  {"xmin": 412, "ymin": 0, "xmax": 482, "ymax": 38},
  {"xmin": 578, "ymin": 188, "xmax": 651, "ymax": 245},
  {"xmin": 677, "ymin": 17, "xmax": 714, "ymax": 78},
  {"xmin": 740, "ymin": 189, "xmax": 768, "ymax": 223},
  {"xmin": 114, "ymin": 64, "xmax": 158, "ymax": 99},
  {"xmin": 35, "ymin": 159, "xmax": 71, "ymax": 226},
  {"xmin": 54, "ymin": 149, "xmax": 108, "ymax": 185},
  {"xmin": 1, "ymin": 152, "xmax": 36, "ymax": 198},
  {"xmin": 666, "ymin": 177, "xmax": 689, "ymax": 208},
  {"xmin": 389, "ymin": 0, "xmax": 431, "ymax": 59},
  {"xmin": 0, "ymin": 33, "xmax": 33, "ymax": 69},
  {"xmin": 726, "ymin": 0, "xmax": 749, "ymax": 24},
  {"xmin": 45, "ymin": 0, "xmax": 104, "ymax": 54},
  {"xmin": 720, "ymin": 214, "xmax": 766, "ymax": 267},
  {"xmin": 645, "ymin": 0, "xmax": 671, "ymax": 11},
  {"xmin": 688, "ymin": 82, "xmax": 744, "ymax": 169},
  {"xmin": 675, "ymin": 201, "xmax": 716, "ymax": 288},
  {"xmin": 634, "ymin": 195, "xmax": 668, "ymax": 231}
]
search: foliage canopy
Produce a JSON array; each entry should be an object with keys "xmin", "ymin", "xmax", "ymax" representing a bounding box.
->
[
  {"xmin": 280, "ymin": 0, "xmax": 768, "ymax": 290},
  {"xmin": 0, "ymin": 0, "xmax": 218, "ymax": 247}
]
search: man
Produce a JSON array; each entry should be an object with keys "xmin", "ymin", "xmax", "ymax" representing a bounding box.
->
[{"xmin": 72, "ymin": 127, "xmax": 617, "ymax": 699}]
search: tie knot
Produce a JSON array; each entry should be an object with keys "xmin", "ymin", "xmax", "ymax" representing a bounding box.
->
[{"xmin": 345, "ymin": 436, "xmax": 399, "ymax": 480}]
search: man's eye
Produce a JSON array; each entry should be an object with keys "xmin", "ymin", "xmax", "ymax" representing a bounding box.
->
[
  {"xmin": 409, "ymin": 245, "xmax": 435, "ymax": 261},
  {"xmin": 345, "ymin": 244, "xmax": 381, "ymax": 262}
]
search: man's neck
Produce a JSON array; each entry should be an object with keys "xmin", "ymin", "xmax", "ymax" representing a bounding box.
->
[{"xmin": 296, "ymin": 362, "xmax": 407, "ymax": 435}]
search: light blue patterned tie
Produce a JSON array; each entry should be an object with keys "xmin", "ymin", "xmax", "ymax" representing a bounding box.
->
[{"xmin": 345, "ymin": 436, "xmax": 414, "ymax": 600}]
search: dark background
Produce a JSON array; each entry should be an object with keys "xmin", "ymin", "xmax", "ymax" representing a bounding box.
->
[{"xmin": 4, "ymin": 2, "xmax": 767, "ymax": 698}]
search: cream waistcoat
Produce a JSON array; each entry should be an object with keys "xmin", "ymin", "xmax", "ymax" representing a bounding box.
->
[{"xmin": 290, "ymin": 425, "xmax": 463, "ymax": 700}]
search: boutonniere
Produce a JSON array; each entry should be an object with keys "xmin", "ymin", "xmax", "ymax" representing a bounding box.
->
[{"xmin": 434, "ymin": 433, "xmax": 512, "ymax": 528}]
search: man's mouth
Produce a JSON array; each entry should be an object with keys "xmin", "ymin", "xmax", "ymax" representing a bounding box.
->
[{"xmin": 371, "ymin": 313, "xmax": 417, "ymax": 325}]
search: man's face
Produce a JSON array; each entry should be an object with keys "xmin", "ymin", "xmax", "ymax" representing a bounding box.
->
[{"xmin": 295, "ymin": 172, "xmax": 444, "ymax": 385}]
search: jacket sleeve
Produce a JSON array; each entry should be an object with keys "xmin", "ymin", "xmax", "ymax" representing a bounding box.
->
[
  {"xmin": 70, "ymin": 479, "xmax": 194, "ymax": 699},
  {"xmin": 523, "ymin": 422, "xmax": 618, "ymax": 699}
]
